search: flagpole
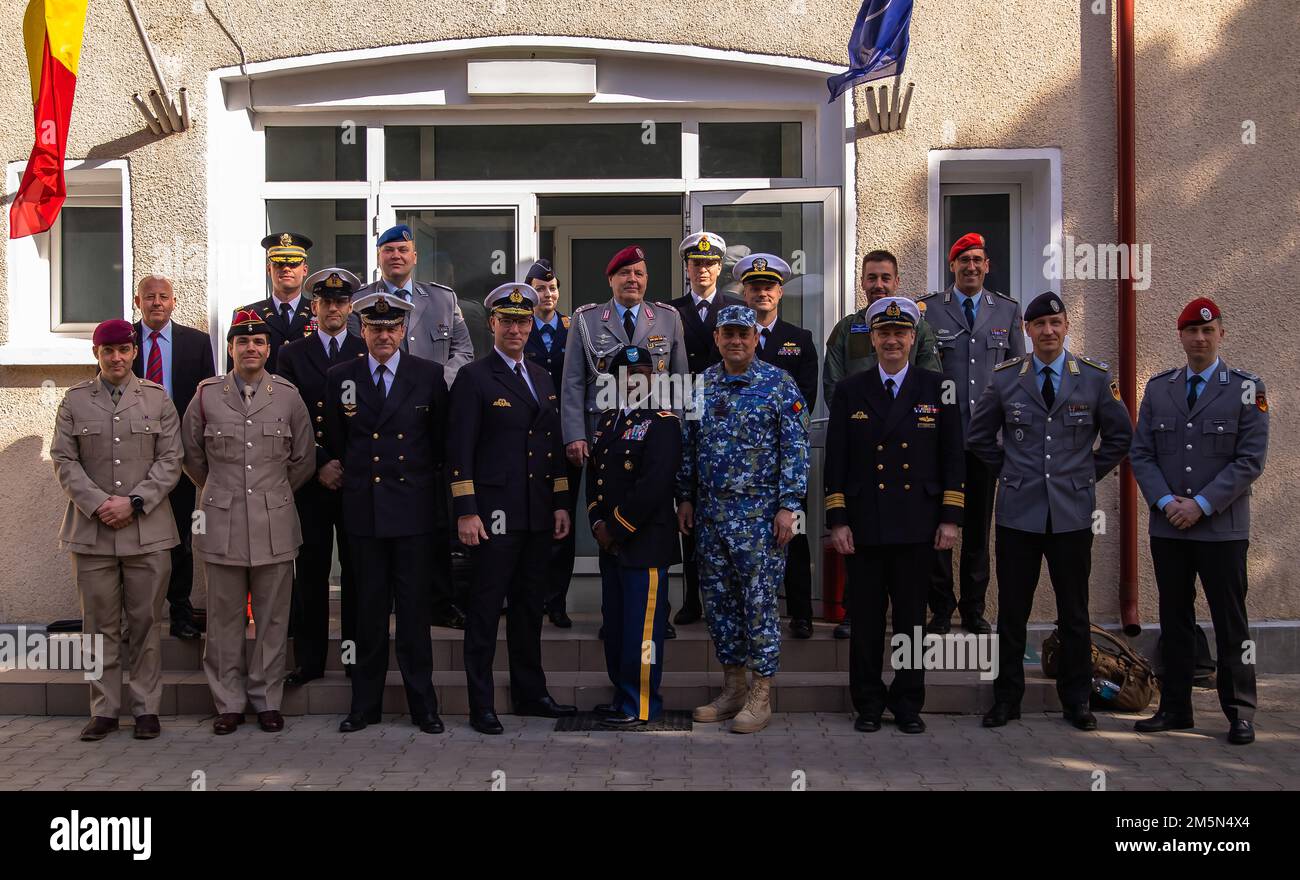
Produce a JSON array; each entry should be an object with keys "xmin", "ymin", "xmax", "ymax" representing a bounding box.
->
[{"xmin": 125, "ymin": 0, "xmax": 188, "ymax": 133}]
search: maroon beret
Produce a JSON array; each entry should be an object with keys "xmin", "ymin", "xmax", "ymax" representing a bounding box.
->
[
  {"xmin": 1178, "ymin": 297, "xmax": 1221, "ymax": 330},
  {"xmin": 606, "ymin": 245, "xmax": 647, "ymax": 277},
  {"xmin": 92, "ymin": 319, "xmax": 135, "ymax": 347}
]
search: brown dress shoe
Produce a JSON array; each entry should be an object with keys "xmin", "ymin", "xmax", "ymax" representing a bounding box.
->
[
  {"xmin": 80, "ymin": 717, "xmax": 119, "ymax": 741},
  {"xmin": 213, "ymin": 713, "xmax": 245, "ymax": 735},
  {"xmin": 258, "ymin": 710, "xmax": 285, "ymax": 732},
  {"xmin": 133, "ymin": 715, "xmax": 161, "ymax": 739}
]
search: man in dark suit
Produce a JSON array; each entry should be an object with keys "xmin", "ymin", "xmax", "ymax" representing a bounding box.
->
[
  {"xmin": 131, "ymin": 274, "xmax": 215, "ymax": 640},
  {"xmin": 278, "ymin": 268, "xmax": 368, "ymax": 686},
  {"xmin": 824, "ymin": 297, "xmax": 965, "ymax": 734},
  {"xmin": 666, "ymin": 231, "xmax": 743, "ymax": 626},
  {"xmin": 228, "ymin": 232, "xmax": 315, "ymax": 375},
  {"xmin": 523, "ymin": 259, "xmax": 579, "ymax": 628},
  {"xmin": 740, "ymin": 253, "xmax": 820, "ymax": 639},
  {"xmin": 323, "ymin": 290, "xmax": 446, "ymax": 735},
  {"xmin": 586, "ymin": 346, "xmax": 682, "ymax": 728},
  {"xmin": 448, "ymin": 282, "xmax": 578, "ymax": 735}
]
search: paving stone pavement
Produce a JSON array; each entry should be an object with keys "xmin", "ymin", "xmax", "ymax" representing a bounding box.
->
[{"xmin": 2, "ymin": 679, "xmax": 1298, "ymax": 791}]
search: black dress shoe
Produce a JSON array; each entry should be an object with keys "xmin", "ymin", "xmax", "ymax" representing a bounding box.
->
[
  {"xmin": 854, "ymin": 715, "xmax": 881, "ymax": 733},
  {"xmin": 1063, "ymin": 703, "xmax": 1098, "ymax": 730},
  {"xmin": 80, "ymin": 716, "xmax": 119, "ymax": 741},
  {"xmin": 833, "ymin": 621, "xmax": 851, "ymax": 640},
  {"xmin": 961, "ymin": 615, "xmax": 992, "ymax": 635},
  {"xmin": 547, "ymin": 609, "xmax": 573, "ymax": 628},
  {"xmin": 592, "ymin": 703, "xmax": 624, "ymax": 718},
  {"xmin": 414, "ymin": 713, "xmax": 445, "ymax": 734},
  {"xmin": 600, "ymin": 713, "xmax": 649, "ymax": 729},
  {"xmin": 982, "ymin": 702, "xmax": 1020, "ymax": 728},
  {"xmin": 514, "ymin": 696, "xmax": 577, "ymax": 718},
  {"xmin": 926, "ymin": 615, "xmax": 951, "ymax": 635},
  {"xmin": 1134, "ymin": 710, "xmax": 1194, "ymax": 733},
  {"xmin": 471, "ymin": 711, "xmax": 505, "ymax": 735},
  {"xmin": 285, "ymin": 669, "xmax": 322, "ymax": 688},
  {"xmin": 673, "ymin": 606, "xmax": 702, "ymax": 626},
  {"xmin": 1228, "ymin": 719, "xmax": 1255, "ymax": 745},
  {"xmin": 665, "ymin": 621, "xmax": 677, "ymax": 640},
  {"xmin": 169, "ymin": 620, "xmax": 201, "ymax": 641},
  {"xmin": 338, "ymin": 710, "xmax": 380, "ymax": 732},
  {"xmin": 789, "ymin": 618, "xmax": 813, "ymax": 639},
  {"xmin": 432, "ymin": 606, "xmax": 466, "ymax": 629},
  {"xmin": 897, "ymin": 717, "xmax": 927, "ymax": 734}
]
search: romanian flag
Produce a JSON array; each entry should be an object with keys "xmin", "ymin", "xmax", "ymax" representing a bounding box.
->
[{"xmin": 9, "ymin": 0, "xmax": 89, "ymax": 239}]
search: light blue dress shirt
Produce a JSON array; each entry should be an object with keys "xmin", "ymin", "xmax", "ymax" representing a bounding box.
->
[
  {"xmin": 1032, "ymin": 350, "xmax": 1067, "ymax": 397},
  {"xmin": 1156, "ymin": 358, "xmax": 1220, "ymax": 516},
  {"xmin": 141, "ymin": 321, "xmax": 174, "ymax": 399}
]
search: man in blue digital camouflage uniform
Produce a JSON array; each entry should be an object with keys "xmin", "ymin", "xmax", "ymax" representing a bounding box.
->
[{"xmin": 677, "ymin": 303, "xmax": 809, "ymax": 734}]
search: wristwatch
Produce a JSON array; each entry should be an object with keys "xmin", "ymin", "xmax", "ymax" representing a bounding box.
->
[{"xmin": 129, "ymin": 495, "xmax": 144, "ymax": 515}]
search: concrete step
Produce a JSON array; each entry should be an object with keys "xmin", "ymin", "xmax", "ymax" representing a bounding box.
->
[{"xmin": 0, "ymin": 667, "xmax": 1061, "ymax": 717}]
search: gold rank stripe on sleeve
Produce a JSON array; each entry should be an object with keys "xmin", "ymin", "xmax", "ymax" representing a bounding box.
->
[
  {"xmin": 450, "ymin": 479, "xmax": 475, "ymax": 498},
  {"xmin": 825, "ymin": 492, "xmax": 846, "ymax": 511},
  {"xmin": 613, "ymin": 506, "xmax": 637, "ymax": 533},
  {"xmin": 942, "ymin": 491, "xmax": 966, "ymax": 508},
  {"xmin": 587, "ymin": 501, "xmax": 599, "ymax": 512},
  {"xmin": 553, "ymin": 477, "xmax": 569, "ymax": 493}
]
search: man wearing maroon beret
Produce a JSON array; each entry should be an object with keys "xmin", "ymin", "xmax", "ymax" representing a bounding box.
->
[
  {"xmin": 1130, "ymin": 297, "xmax": 1268, "ymax": 745},
  {"xmin": 51, "ymin": 319, "xmax": 183, "ymax": 741},
  {"xmin": 917, "ymin": 232, "xmax": 1024, "ymax": 637}
]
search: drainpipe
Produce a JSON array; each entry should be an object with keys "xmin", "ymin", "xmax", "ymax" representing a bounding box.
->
[{"xmin": 1117, "ymin": 0, "xmax": 1140, "ymax": 635}]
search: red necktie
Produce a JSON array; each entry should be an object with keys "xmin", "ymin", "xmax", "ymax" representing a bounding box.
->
[{"xmin": 146, "ymin": 330, "xmax": 164, "ymax": 385}]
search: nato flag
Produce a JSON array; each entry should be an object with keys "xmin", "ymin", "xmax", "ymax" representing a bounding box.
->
[{"xmin": 826, "ymin": 0, "xmax": 914, "ymax": 102}]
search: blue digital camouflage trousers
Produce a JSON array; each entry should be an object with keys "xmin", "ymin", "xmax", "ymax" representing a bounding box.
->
[{"xmin": 696, "ymin": 515, "xmax": 784, "ymax": 678}]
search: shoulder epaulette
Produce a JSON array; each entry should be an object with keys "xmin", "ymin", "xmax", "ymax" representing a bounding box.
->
[
  {"xmin": 426, "ymin": 281, "xmax": 454, "ymax": 293},
  {"xmin": 993, "ymin": 355, "xmax": 1025, "ymax": 371},
  {"xmin": 136, "ymin": 377, "xmax": 165, "ymax": 391},
  {"xmin": 1230, "ymin": 367, "xmax": 1259, "ymax": 381},
  {"xmin": 269, "ymin": 373, "xmax": 297, "ymax": 387},
  {"xmin": 651, "ymin": 300, "xmax": 678, "ymax": 314},
  {"xmin": 68, "ymin": 378, "xmax": 96, "ymax": 391},
  {"xmin": 573, "ymin": 302, "xmax": 600, "ymax": 315},
  {"xmin": 1150, "ymin": 367, "xmax": 1179, "ymax": 381},
  {"xmin": 993, "ymin": 289, "xmax": 1017, "ymax": 302},
  {"xmin": 1077, "ymin": 355, "xmax": 1109, "ymax": 371},
  {"xmin": 916, "ymin": 291, "xmax": 938, "ymax": 301},
  {"xmin": 198, "ymin": 375, "xmax": 225, "ymax": 387}
]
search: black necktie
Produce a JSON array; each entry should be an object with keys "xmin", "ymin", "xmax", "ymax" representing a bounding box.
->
[
  {"xmin": 328, "ymin": 336, "xmax": 339, "ymax": 362},
  {"xmin": 1041, "ymin": 366, "xmax": 1056, "ymax": 409},
  {"xmin": 963, "ymin": 297, "xmax": 975, "ymax": 328},
  {"xmin": 375, "ymin": 363, "xmax": 387, "ymax": 403},
  {"xmin": 884, "ymin": 377, "xmax": 896, "ymax": 398},
  {"xmin": 623, "ymin": 309, "xmax": 636, "ymax": 342},
  {"xmin": 281, "ymin": 302, "xmax": 294, "ymax": 326},
  {"xmin": 760, "ymin": 327, "xmax": 771, "ymax": 350},
  {"xmin": 514, "ymin": 362, "xmax": 535, "ymax": 401},
  {"xmin": 1187, "ymin": 375, "xmax": 1203, "ymax": 411}
]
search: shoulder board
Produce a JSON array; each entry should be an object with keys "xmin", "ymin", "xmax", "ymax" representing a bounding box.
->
[
  {"xmin": 655, "ymin": 410, "xmax": 679, "ymax": 419},
  {"xmin": 993, "ymin": 290, "xmax": 1017, "ymax": 302},
  {"xmin": 198, "ymin": 375, "xmax": 225, "ymax": 388},
  {"xmin": 425, "ymin": 281, "xmax": 454, "ymax": 293},
  {"xmin": 269, "ymin": 373, "xmax": 297, "ymax": 387},
  {"xmin": 1230, "ymin": 367, "xmax": 1259, "ymax": 381},
  {"xmin": 993, "ymin": 355, "xmax": 1025, "ymax": 372},
  {"xmin": 651, "ymin": 300, "xmax": 678, "ymax": 314},
  {"xmin": 136, "ymin": 378, "xmax": 166, "ymax": 391},
  {"xmin": 68, "ymin": 378, "xmax": 96, "ymax": 391},
  {"xmin": 916, "ymin": 291, "xmax": 938, "ymax": 301},
  {"xmin": 573, "ymin": 303, "xmax": 600, "ymax": 316},
  {"xmin": 1077, "ymin": 355, "xmax": 1109, "ymax": 371},
  {"xmin": 1149, "ymin": 367, "xmax": 1179, "ymax": 381}
]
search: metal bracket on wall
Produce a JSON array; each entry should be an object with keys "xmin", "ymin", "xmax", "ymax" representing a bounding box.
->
[
  {"xmin": 125, "ymin": 0, "xmax": 191, "ymax": 136},
  {"xmin": 862, "ymin": 78, "xmax": 914, "ymax": 134}
]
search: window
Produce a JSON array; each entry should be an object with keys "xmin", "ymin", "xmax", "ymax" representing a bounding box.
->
[
  {"xmin": 52, "ymin": 207, "xmax": 124, "ymax": 331},
  {"xmin": 699, "ymin": 122, "xmax": 801, "ymax": 178},
  {"xmin": 265, "ymin": 126, "xmax": 366, "ymax": 181},
  {"xmin": 265, "ymin": 199, "xmax": 368, "ymax": 281},
  {"xmin": 941, "ymin": 186, "xmax": 1018, "ymax": 297}
]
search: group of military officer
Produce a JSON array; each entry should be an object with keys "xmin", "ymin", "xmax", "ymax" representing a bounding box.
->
[{"xmin": 52, "ymin": 225, "xmax": 1267, "ymax": 746}]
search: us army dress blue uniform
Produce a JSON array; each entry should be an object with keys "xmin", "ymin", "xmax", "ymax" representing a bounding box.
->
[
  {"xmin": 448, "ymin": 284, "xmax": 575, "ymax": 730},
  {"xmin": 277, "ymin": 268, "xmax": 368, "ymax": 683},
  {"xmin": 918, "ymin": 234, "xmax": 1025, "ymax": 630},
  {"xmin": 1130, "ymin": 297, "xmax": 1268, "ymax": 740},
  {"xmin": 587, "ymin": 347, "xmax": 682, "ymax": 725},
  {"xmin": 966, "ymin": 292, "xmax": 1132, "ymax": 723},
  {"xmin": 322, "ymin": 291, "xmax": 447, "ymax": 732},
  {"xmin": 824, "ymin": 298, "xmax": 964, "ymax": 727},
  {"xmin": 228, "ymin": 232, "xmax": 315, "ymax": 375},
  {"xmin": 677, "ymin": 308, "xmax": 809, "ymax": 680}
]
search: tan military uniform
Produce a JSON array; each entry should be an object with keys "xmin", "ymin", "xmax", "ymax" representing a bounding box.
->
[
  {"xmin": 181, "ymin": 372, "xmax": 314, "ymax": 715},
  {"xmin": 50, "ymin": 374, "xmax": 182, "ymax": 719}
]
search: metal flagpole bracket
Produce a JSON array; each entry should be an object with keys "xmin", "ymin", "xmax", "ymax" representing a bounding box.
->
[
  {"xmin": 862, "ymin": 77, "xmax": 914, "ymax": 135},
  {"xmin": 125, "ymin": 0, "xmax": 191, "ymax": 135}
]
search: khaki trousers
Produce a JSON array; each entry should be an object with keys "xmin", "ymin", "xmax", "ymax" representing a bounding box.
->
[
  {"xmin": 202, "ymin": 561, "xmax": 293, "ymax": 714},
  {"xmin": 73, "ymin": 551, "xmax": 170, "ymax": 718}
]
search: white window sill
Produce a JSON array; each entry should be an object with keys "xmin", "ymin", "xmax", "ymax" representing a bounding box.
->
[{"xmin": 0, "ymin": 339, "xmax": 98, "ymax": 366}]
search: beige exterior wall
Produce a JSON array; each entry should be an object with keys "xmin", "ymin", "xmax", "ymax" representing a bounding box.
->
[{"xmin": 1, "ymin": 0, "xmax": 1295, "ymax": 623}]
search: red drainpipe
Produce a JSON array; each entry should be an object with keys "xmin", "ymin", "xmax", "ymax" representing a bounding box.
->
[{"xmin": 1117, "ymin": 0, "xmax": 1140, "ymax": 635}]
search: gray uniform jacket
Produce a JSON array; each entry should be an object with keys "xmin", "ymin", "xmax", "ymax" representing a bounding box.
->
[
  {"xmin": 967, "ymin": 351, "xmax": 1133, "ymax": 534},
  {"xmin": 349, "ymin": 279, "xmax": 473, "ymax": 387},
  {"xmin": 560, "ymin": 298, "xmax": 689, "ymax": 445},
  {"xmin": 1129, "ymin": 361, "xmax": 1268, "ymax": 541},
  {"xmin": 918, "ymin": 286, "xmax": 1025, "ymax": 430}
]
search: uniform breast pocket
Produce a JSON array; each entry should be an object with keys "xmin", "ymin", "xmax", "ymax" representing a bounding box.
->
[
  {"xmin": 130, "ymin": 417, "xmax": 158, "ymax": 457},
  {"xmin": 262, "ymin": 422, "xmax": 292, "ymax": 460},
  {"xmin": 986, "ymin": 335, "xmax": 1009, "ymax": 363},
  {"xmin": 203, "ymin": 423, "xmax": 236, "ymax": 461},
  {"xmin": 1064, "ymin": 411, "xmax": 1094, "ymax": 449},
  {"xmin": 1005, "ymin": 408, "xmax": 1033, "ymax": 439},
  {"xmin": 73, "ymin": 420, "xmax": 104, "ymax": 457},
  {"xmin": 935, "ymin": 338, "xmax": 956, "ymax": 365},
  {"xmin": 1203, "ymin": 419, "xmax": 1238, "ymax": 456},
  {"xmin": 1151, "ymin": 420, "xmax": 1177, "ymax": 454}
]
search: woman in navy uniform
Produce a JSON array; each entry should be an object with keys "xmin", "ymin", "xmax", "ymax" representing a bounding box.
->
[
  {"xmin": 448, "ymin": 283, "xmax": 577, "ymax": 735},
  {"xmin": 586, "ymin": 345, "xmax": 682, "ymax": 728}
]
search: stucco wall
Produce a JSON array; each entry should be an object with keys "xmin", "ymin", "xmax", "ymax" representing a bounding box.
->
[{"xmin": 0, "ymin": 0, "xmax": 1295, "ymax": 623}]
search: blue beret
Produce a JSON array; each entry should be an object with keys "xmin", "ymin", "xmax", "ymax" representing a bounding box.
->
[{"xmin": 376, "ymin": 224, "xmax": 414, "ymax": 247}]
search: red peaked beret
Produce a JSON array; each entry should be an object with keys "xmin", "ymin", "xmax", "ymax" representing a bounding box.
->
[
  {"xmin": 92, "ymin": 319, "xmax": 134, "ymax": 347},
  {"xmin": 1178, "ymin": 297, "xmax": 1221, "ymax": 330},
  {"xmin": 606, "ymin": 245, "xmax": 647, "ymax": 277},
  {"xmin": 948, "ymin": 232, "xmax": 987, "ymax": 263}
]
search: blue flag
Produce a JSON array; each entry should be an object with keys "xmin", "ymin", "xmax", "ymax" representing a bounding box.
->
[{"xmin": 826, "ymin": 0, "xmax": 913, "ymax": 102}]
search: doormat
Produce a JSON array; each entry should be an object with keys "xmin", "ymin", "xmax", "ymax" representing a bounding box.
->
[{"xmin": 554, "ymin": 710, "xmax": 693, "ymax": 733}]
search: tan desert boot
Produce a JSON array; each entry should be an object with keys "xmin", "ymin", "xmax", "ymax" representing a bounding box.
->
[
  {"xmin": 730, "ymin": 674, "xmax": 772, "ymax": 734},
  {"xmin": 693, "ymin": 664, "xmax": 749, "ymax": 722}
]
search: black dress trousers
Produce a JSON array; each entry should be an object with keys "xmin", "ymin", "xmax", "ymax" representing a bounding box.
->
[
  {"xmin": 291, "ymin": 481, "xmax": 355, "ymax": 677},
  {"xmin": 847, "ymin": 542, "xmax": 933, "ymax": 719}
]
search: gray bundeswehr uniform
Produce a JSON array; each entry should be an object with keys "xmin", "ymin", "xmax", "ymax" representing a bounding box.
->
[{"xmin": 919, "ymin": 286, "xmax": 1025, "ymax": 427}]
